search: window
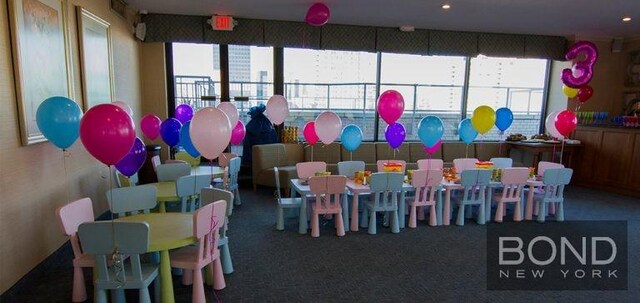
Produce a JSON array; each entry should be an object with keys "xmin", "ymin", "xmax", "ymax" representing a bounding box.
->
[
  {"xmin": 467, "ymin": 56, "xmax": 547, "ymax": 140},
  {"xmin": 284, "ymin": 48, "xmax": 377, "ymax": 140},
  {"xmin": 227, "ymin": 46, "xmax": 273, "ymax": 122},
  {"xmin": 172, "ymin": 43, "xmax": 220, "ymax": 110},
  {"xmin": 380, "ymin": 53, "xmax": 466, "ymax": 140}
]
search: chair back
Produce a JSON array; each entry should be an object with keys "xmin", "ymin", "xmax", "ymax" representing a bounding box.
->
[
  {"xmin": 296, "ymin": 162, "xmax": 327, "ymax": 179},
  {"xmin": 460, "ymin": 169, "xmax": 492, "ymax": 205},
  {"xmin": 308, "ymin": 175, "xmax": 347, "ymax": 212},
  {"xmin": 192, "ymin": 200, "xmax": 226, "ymax": 264},
  {"xmin": 369, "ymin": 172, "xmax": 404, "ymax": 210},
  {"xmin": 411, "ymin": 169, "xmax": 442, "ymax": 205},
  {"xmin": 115, "ymin": 170, "xmax": 137, "ymax": 188},
  {"xmin": 376, "ymin": 160, "xmax": 407, "ymax": 173},
  {"xmin": 490, "ymin": 157, "xmax": 513, "ymax": 169},
  {"xmin": 542, "ymin": 168, "xmax": 573, "ymax": 202},
  {"xmin": 176, "ymin": 175, "xmax": 212, "ymax": 212},
  {"xmin": 106, "ymin": 184, "xmax": 157, "ymax": 217},
  {"xmin": 337, "ymin": 161, "xmax": 365, "ymax": 178},
  {"xmin": 166, "ymin": 159, "xmax": 188, "ymax": 165},
  {"xmin": 417, "ymin": 159, "xmax": 444, "ymax": 170},
  {"xmin": 226, "ymin": 157, "xmax": 241, "ymax": 190},
  {"xmin": 56, "ymin": 198, "xmax": 94, "ymax": 259},
  {"xmin": 156, "ymin": 162, "xmax": 191, "ymax": 182},
  {"xmin": 175, "ymin": 151, "xmax": 201, "ymax": 167},
  {"xmin": 151, "ymin": 155, "xmax": 161, "ymax": 173},
  {"xmin": 218, "ymin": 153, "xmax": 238, "ymax": 168},
  {"xmin": 537, "ymin": 161, "xmax": 564, "ymax": 177},
  {"xmin": 78, "ymin": 221, "xmax": 149, "ymax": 285},
  {"xmin": 499, "ymin": 168, "xmax": 529, "ymax": 201},
  {"xmin": 453, "ymin": 158, "xmax": 479, "ymax": 173},
  {"xmin": 201, "ymin": 188, "xmax": 233, "ymax": 238}
]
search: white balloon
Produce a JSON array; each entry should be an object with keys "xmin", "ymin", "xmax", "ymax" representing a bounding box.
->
[
  {"xmin": 545, "ymin": 111, "xmax": 564, "ymax": 139},
  {"xmin": 315, "ymin": 111, "xmax": 342, "ymax": 145},
  {"xmin": 266, "ymin": 95, "xmax": 289, "ymax": 125},
  {"xmin": 217, "ymin": 102, "xmax": 239, "ymax": 128}
]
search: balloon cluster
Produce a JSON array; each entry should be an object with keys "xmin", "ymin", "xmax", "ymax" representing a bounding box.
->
[
  {"xmin": 378, "ymin": 90, "xmax": 407, "ymax": 151},
  {"xmin": 561, "ymin": 41, "xmax": 598, "ymax": 109},
  {"xmin": 458, "ymin": 106, "xmax": 513, "ymax": 144},
  {"xmin": 546, "ymin": 110, "xmax": 577, "ymax": 140}
]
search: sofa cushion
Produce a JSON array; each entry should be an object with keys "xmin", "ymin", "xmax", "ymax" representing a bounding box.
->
[
  {"xmin": 253, "ymin": 144, "xmax": 286, "ymax": 180},
  {"xmin": 341, "ymin": 142, "xmax": 377, "ymax": 164},
  {"xmin": 375, "ymin": 142, "xmax": 410, "ymax": 162},
  {"xmin": 283, "ymin": 143, "xmax": 304, "ymax": 165},
  {"xmin": 442, "ymin": 142, "xmax": 475, "ymax": 163},
  {"xmin": 304, "ymin": 143, "xmax": 341, "ymax": 164},
  {"xmin": 408, "ymin": 142, "xmax": 442, "ymax": 162}
]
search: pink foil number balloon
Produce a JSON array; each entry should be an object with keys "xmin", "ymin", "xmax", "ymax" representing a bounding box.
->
[{"xmin": 561, "ymin": 41, "xmax": 598, "ymax": 88}]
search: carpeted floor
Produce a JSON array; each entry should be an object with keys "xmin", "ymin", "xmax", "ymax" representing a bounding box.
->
[{"xmin": 2, "ymin": 185, "xmax": 639, "ymax": 302}]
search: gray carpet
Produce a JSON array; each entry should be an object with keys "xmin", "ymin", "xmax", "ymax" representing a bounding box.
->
[{"xmin": 3, "ymin": 185, "xmax": 639, "ymax": 302}]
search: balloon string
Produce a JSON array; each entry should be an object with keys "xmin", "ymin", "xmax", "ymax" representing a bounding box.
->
[
  {"xmin": 311, "ymin": 145, "xmax": 314, "ymax": 162},
  {"xmin": 465, "ymin": 144, "xmax": 469, "ymax": 158},
  {"xmin": 63, "ymin": 149, "xmax": 71, "ymax": 203},
  {"xmin": 560, "ymin": 141, "xmax": 565, "ymax": 165},
  {"xmin": 350, "ymin": 151, "xmax": 353, "ymax": 161},
  {"xmin": 108, "ymin": 165, "xmax": 124, "ymax": 287}
]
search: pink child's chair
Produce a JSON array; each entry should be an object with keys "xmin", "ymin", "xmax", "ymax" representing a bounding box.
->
[
  {"xmin": 296, "ymin": 161, "xmax": 327, "ymax": 179},
  {"xmin": 537, "ymin": 161, "xmax": 564, "ymax": 177},
  {"xmin": 493, "ymin": 168, "xmax": 529, "ymax": 222},
  {"xmin": 417, "ymin": 159, "xmax": 444, "ymax": 170},
  {"xmin": 308, "ymin": 175, "xmax": 348, "ymax": 237},
  {"xmin": 56, "ymin": 198, "xmax": 95, "ymax": 302},
  {"xmin": 409, "ymin": 169, "xmax": 443, "ymax": 227},
  {"xmin": 453, "ymin": 158, "xmax": 479, "ymax": 173},
  {"xmin": 376, "ymin": 160, "xmax": 407, "ymax": 173},
  {"xmin": 170, "ymin": 200, "xmax": 227, "ymax": 302}
]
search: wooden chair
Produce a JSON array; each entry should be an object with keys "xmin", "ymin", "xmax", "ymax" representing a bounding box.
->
[
  {"xmin": 78, "ymin": 221, "xmax": 159, "ymax": 303},
  {"xmin": 409, "ymin": 169, "xmax": 442, "ymax": 228},
  {"xmin": 337, "ymin": 161, "xmax": 365, "ymax": 178},
  {"xmin": 55, "ymin": 198, "xmax": 95, "ymax": 302},
  {"xmin": 493, "ymin": 168, "xmax": 528, "ymax": 222},
  {"xmin": 417, "ymin": 159, "xmax": 444, "ymax": 170},
  {"xmin": 273, "ymin": 167, "xmax": 302, "ymax": 231},
  {"xmin": 106, "ymin": 184, "xmax": 158, "ymax": 218},
  {"xmin": 201, "ymin": 188, "xmax": 235, "ymax": 274},
  {"xmin": 361, "ymin": 172, "xmax": 404, "ymax": 234},
  {"xmin": 170, "ymin": 200, "xmax": 227, "ymax": 302},
  {"xmin": 156, "ymin": 163, "xmax": 191, "ymax": 182},
  {"xmin": 453, "ymin": 158, "xmax": 479, "ymax": 173},
  {"xmin": 454, "ymin": 169, "xmax": 491, "ymax": 226},
  {"xmin": 490, "ymin": 157, "xmax": 513, "ymax": 169},
  {"xmin": 296, "ymin": 162, "xmax": 327, "ymax": 179},
  {"xmin": 176, "ymin": 175, "xmax": 212, "ymax": 212},
  {"xmin": 376, "ymin": 160, "xmax": 407, "ymax": 173},
  {"xmin": 308, "ymin": 175, "xmax": 347, "ymax": 237}
]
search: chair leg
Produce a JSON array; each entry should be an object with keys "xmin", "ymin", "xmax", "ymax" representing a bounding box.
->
[
  {"xmin": 220, "ymin": 243, "xmax": 234, "ymax": 274},
  {"xmin": 212, "ymin": 257, "xmax": 226, "ymax": 290},
  {"xmin": 182, "ymin": 269, "xmax": 193, "ymax": 285},
  {"xmin": 95, "ymin": 289, "xmax": 107, "ymax": 303},
  {"xmin": 311, "ymin": 213, "xmax": 320, "ymax": 237},
  {"xmin": 111, "ymin": 289, "xmax": 125, "ymax": 303},
  {"xmin": 277, "ymin": 206, "xmax": 285, "ymax": 230},
  {"xmin": 456, "ymin": 204, "xmax": 465, "ymax": 226},
  {"xmin": 71, "ymin": 266, "xmax": 87, "ymax": 302},
  {"xmin": 391, "ymin": 210, "xmax": 400, "ymax": 234},
  {"xmin": 234, "ymin": 188, "xmax": 242, "ymax": 206},
  {"xmin": 368, "ymin": 210, "xmax": 377, "ymax": 235},
  {"xmin": 514, "ymin": 201, "xmax": 522, "ymax": 222},
  {"xmin": 556, "ymin": 202, "xmax": 564, "ymax": 221},
  {"xmin": 139, "ymin": 286, "xmax": 152, "ymax": 303},
  {"xmin": 154, "ymin": 276, "xmax": 160, "ymax": 303},
  {"xmin": 193, "ymin": 268, "xmax": 206, "ymax": 303},
  {"xmin": 477, "ymin": 203, "xmax": 485, "ymax": 225},
  {"xmin": 494, "ymin": 202, "xmax": 504, "ymax": 222},
  {"xmin": 335, "ymin": 211, "xmax": 345, "ymax": 237},
  {"xmin": 538, "ymin": 202, "xmax": 547, "ymax": 223},
  {"xmin": 429, "ymin": 205, "xmax": 437, "ymax": 226},
  {"xmin": 409, "ymin": 205, "xmax": 417, "ymax": 228},
  {"xmin": 361, "ymin": 206, "xmax": 369, "ymax": 228}
]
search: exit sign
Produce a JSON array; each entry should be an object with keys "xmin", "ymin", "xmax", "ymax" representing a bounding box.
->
[{"xmin": 212, "ymin": 16, "xmax": 234, "ymax": 31}]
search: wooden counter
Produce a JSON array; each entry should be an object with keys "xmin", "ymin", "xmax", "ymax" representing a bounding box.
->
[{"xmin": 573, "ymin": 125, "xmax": 640, "ymax": 197}]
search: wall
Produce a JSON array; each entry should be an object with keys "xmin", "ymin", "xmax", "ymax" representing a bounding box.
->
[
  {"xmin": 139, "ymin": 42, "xmax": 170, "ymax": 160},
  {"xmin": 0, "ymin": 0, "xmax": 141, "ymax": 293}
]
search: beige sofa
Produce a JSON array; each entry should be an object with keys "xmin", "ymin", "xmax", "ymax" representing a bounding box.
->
[{"xmin": 252, "ymin": 141, "xmax": 514, "ymax": 191}]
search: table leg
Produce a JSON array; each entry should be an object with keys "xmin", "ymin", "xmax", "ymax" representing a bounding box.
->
[
  {"xmin": 437, "ymin": 188, "xmax": 443, "ymax": 226},
  {"xmin": 533, "ymin": 153, "xmax": 541, "ymax": 168},
  {"xmin": 158, "ymin": 201, "xmax": 166, "ymax": 213},
  {"xmin": 342, "ymin": 193, "xmax": 349, "ymax": 232},
  {"xmin": 298, "ymin": 195, "xmax": 308, "ymax": 234},
  {"xmin": 398, "ymin": 191, "xmax": 406, "ymax": 229},
  {"xmin": 160, "ymin": 250, "xmax": 174, "ymax": 303},
  {"xmin": 525, "ymin": 185, "xmax": 535, "ymax": 220},
  {"xmin": 444, "ymin": 189, "xmax": 451, "ymax": 226},
  {"xmin": 350, "ymin": 194, "xmax": 360, "ymax": 231}
]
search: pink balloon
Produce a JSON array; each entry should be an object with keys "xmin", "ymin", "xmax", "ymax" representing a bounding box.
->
[
  {"xmin": 230, "ymin": 121, "xmax": 246, "ymax": 145},
  {"xmin": 112, "ymin": 101, "xmax": 133, "ymax": 116},
  {"xmin": 305, "ymin": 3, "xmax": 330, "ymax": 26},
  {"xmin": 315, "ymin": 111, "xmax": 342, "ymax": 145},
  {"xmin": 422, "ymin": 140, "xmax": 442, "ymax": 155},
  {"xmin": 217, "ymin": 102, "xmax": 239, "ymax": 128},
  {"xmin": 377, "ymin": 90, "xmax": 405, "ymax": 124},
  {"xmin": 80, "ymin": 104, "xmax": 136, "ymax": 166},
  {"xmin": 190, "ymin": 107, "xmax": 232, "ymax": 160},
  {"xmin": 545, "ymin": 111, "xmax": 564, "ymax": 139},
  {"xmin": 266, "ymin": 95, "xmax": 289, "ymax": 125},
  {"xmin": 141, "ymin": 114, "xmax": 161, "ymax": 140},
  {"xmin": 554, "ymin": 110, "xmax": 577, "ymax": 137},
  {"xmin": 303, "ymin": 121, "xmax": 319, "ymax": 145}
]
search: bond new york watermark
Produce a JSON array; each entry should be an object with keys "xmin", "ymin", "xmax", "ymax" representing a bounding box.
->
[{"xmin": 487, "ymin": 221, "xmax": 627, "ymax": 290}]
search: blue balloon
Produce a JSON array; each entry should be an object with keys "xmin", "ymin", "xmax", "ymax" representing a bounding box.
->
[
  {"xmin": 495, "ymin": 107, "xmax": 514, "ymax": 132},
  {"xmin": 340, "ymin": 124, "xmax": 363, "ymax": 152},
  {"xmin": 458, "ymin": 118, "xmax": 478, "ymax": 144},
  {"xmin": 179, "ymin": 121, "xmax": 200, "ymax": 158},
  {"xmin": 418, "ymin": 116, "xmax": 444, "ymax": 148},
  {"xmin": 36, "ymin": 96, "xmax": 82, "ymax": 149},
  {"xmin": 160, "ymin": 118, "xmax": 182, "ymax": 147}
]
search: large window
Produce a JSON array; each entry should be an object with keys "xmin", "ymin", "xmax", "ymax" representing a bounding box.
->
[
  {"xmin": 284, "ymin": 48, "xmax": 377, "ymax": 140},
  {"xmin": 380, "ymin": 54, "xmax": 466, "ymax": 140},
  {"xmin": 172, "ymin": 43, "xmax": 221, "ymax": 110},
  {"xmin": 228, "ymin": 45, "xmax": 273, "ymax": 121}
]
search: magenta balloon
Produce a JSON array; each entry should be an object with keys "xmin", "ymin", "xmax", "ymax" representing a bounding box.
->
[
  {"xmin": 115, "ymin": 137, "xmax": 146, "ymax": 177},
  {"xmin": 230, "ymin": 121, "xmax": 246, "ymax": 145},
  {"xmin": 384, "ymin": 122, "xmax": 406, "ymax": 149},
  {"xmin": 303, "ymin": 121, "xmax": 319, "ymax": 145},
  {"xmin": 174, "ymin": 104, "xmax": 194, "ymax": 124},
  {"xmin": 80, "ymin": 104, "xmax": 136, "ymax": 166},
  {"xmin": 305, "ymin": 2, "xmax": 330, "ymax": 26},
  {"xmin": 140, "ymin": 114, "xmax": 161, "ymax": 140},
  {"xmin": 561, "ymin": 41, "xmax": 598, "ymax": 88},
  {"xmin": 377, "ymin": 90, "xmax": 405, "ymax": 124},
  {"xmin": 190, "ymin": 107, "xmax": 232, "ymax": 160},
  {"xmin": 554, "ymin": 110, "xmax": 577, "ymax": 137},
  {"xmin": 423, "ymin": 140, "xmax": 442, "ymax": 155}
]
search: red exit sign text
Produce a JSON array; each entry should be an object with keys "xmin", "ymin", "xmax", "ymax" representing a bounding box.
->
[{"xmin": 213, "ymin": 16, "xmax": 234, "ymax": 31}]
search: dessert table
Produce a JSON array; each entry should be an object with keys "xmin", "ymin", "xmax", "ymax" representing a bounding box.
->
[{"xmin": 506, "ymin": 141, "xmax": 582, "ymax": 169}]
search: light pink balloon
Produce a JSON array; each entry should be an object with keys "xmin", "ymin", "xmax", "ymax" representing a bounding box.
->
[
  {"xmin": 189, "ymin": 107, "xmax": 231, "ymax": 160},
  {"xmin": 266, "ymin": 95, "xmax": 289, "ymax": 125},
  {"xmin": 230, "ymin": 121, "xmax": 246, "ymax": 145},
  {"xmin": 112, "ymin": 101, "xmax": 133, "ymax": 117},
  {"xmin": 545, "ymin": 111, "xmax": 564, "ymax": 139},
  {"xmin": 217, "ymin": 102, "xmax": 239, "ymax": 128},
  {"xmin": 140, "ymin": 114, "xmax": 161, "ymax": 140},
  {"xmin": 315, "ymin": 111, "xmax": 342, "ymax": 145}
]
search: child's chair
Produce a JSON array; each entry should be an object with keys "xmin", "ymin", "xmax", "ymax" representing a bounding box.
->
[
  {"xmin": 493, "ymin": 168, "xmax": 528, "ymax": 222},
  {"xmin": 337, "ymin": 161, "xmax": 365, "ymax": 178},
  {"xmin": 201, "ymin": 187, "xmax": 235, "ymax": 274},
  {"xmin": 454, "ymin": 169, "xmax": 491, "ymax": 226},
  {"xmin": 490, "ymin": 157, "xmax": 513, "ymax": 169},
  {"xmin": 308, "ymin": 175, "xmax": 347, "ymax": 237},
  {"xmin": 274, "ymin": 167, "xmax": 302, "ymax": 231},
  {"xmin": 176, "ymin": 175, "xmax": 212, "ymax": 212},
  {"xmin": 453, "ymin": 158, "xmax": 479, "ymax": 173},
  {"xmin": 409, "ymin": 169, "xmax": 442, "ymax": 228},
  {"xmin": 296, "ymin": 162, "xmax": 327, "ymax": 179},
  {"xmin": 156, "ymin": 162, "xmax": 191, "ymax": 182},
  {"xmin": 533, "ymin": 168, "xmax": 573, "ymax": 223},
  {"xmin": 361, "ymin": 172, "xmax": 404, "ymax": 234},
  {"xmin": 417, "ymin": 159, "xmax": 444, "ymax": 170}
]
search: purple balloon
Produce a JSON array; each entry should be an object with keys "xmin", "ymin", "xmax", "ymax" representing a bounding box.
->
[
  {"xmin": 174, "ymin": 104, "xmax": 194, "ymax": 124},
  {"xmin": 561, "ymin": 41, "xmax": 598, "ymax": 88},
  {"xmin": 160, "ymin": 118, "xmax": 182, "ymax": 147},
  {"xmin": 385, "ymin": 122, "xmax": 406, "ymax": 149},
  {"xmin": 115, "ymin": 137, "xmax": 147, "ymax": 177}
]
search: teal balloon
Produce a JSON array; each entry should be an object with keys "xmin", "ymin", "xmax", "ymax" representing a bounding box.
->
[
  {"xmin": 340, "ymin": 124, "xmax": 363, "ymax": 152},
  {"xmin": 418, "ymin": 116, "xmax": 444, "ymax": 148},
  {"xmin": 458, "ymin": 118, "xmax": 478, "ymax": 144},
  {"xmin": 179, "ymin": 121, "xmax": 200, "ymax": 158},
  {"xmin": 36, "ymin": 96, "xmax": 82, "ymax": 149},
  {"xmin": 495, "ymin": 107, "xmax": 514, "ymax": 132}
]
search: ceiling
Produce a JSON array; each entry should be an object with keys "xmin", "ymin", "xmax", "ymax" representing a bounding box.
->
[{"xmin": 125, "ymin": 0, "xmax": 640, "ymax": 39}]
